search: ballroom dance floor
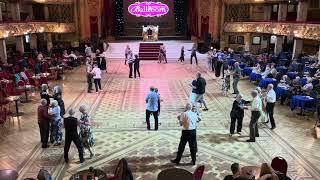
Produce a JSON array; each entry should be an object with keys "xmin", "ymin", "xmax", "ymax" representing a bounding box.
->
[{"xmin": 1, "ymin": 60, "xmax": 320, "ymax": 180}]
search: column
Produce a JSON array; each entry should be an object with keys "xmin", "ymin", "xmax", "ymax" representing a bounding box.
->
[
  {"xmin": 15, "ymin": 36, "xmax": 24, "ymax": 54},
  {"xmin": 278, "ymin": 3, "xmax": 287, "ymax": 21},
  {"xmin": 244, "ymin": 33, "xmax": 251, "ymax": 52},
  {"xmin": 9, "ymin": 2, "xmax": 21, "ymax": 21},
  {"xmin": 219, "ymin": 3, "xmax": 226, "ymax": 49},
  {"xmin": 0, "ymin": 4, "xmax": 3, "ymax": 21},
  {"xmin": 263, "ymin": 5, "xmax": 271, "ymax": 21},
  {"xmin": 30, "ymin": 34, "xmax": 37, "ymax": 50},
  {"xmin": 44, "ymin": 5, "xmax": 49, "ymax": 21},
  {"xmin": 297, "ymin": 1, "xmax": 308, "ymax": 22},
  {"xmin": 46, "ymin": 33, "xmax": 53, "ymax": 52},
  {"xmin": 209, "ymin": 0, "xmax": 220, "ymax": 39},
  {"xmin": 274, "ymin": 36, "xmax": 284, "ymax": 55},
  {"xmin": 0, "ymin": 39, "xmax": 7, "ymax": 63},
  {"xmin": 292, "ymin": 39, "xmax": 303, "ymax": 59}
]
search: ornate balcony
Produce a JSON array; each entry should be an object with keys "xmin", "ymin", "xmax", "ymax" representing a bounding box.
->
[
  {"xmin": 224, "ymin": 0, "xmax": 285, "ymax": 4},
  {"xmin": 224, "ymin": 21, "xmax": 320, "ymax": 40},
  {"xmin": 24, "ymin": 0, "xmax": 73, "ymax": 4},
  {"xmin": 0, "ymin": 21, "xmax": 76, "ymax": 39}
]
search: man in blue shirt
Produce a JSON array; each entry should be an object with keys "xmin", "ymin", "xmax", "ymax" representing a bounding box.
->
[{"xmin": 146, "ymin": 86, "xmax": 159, "ymax": 130}]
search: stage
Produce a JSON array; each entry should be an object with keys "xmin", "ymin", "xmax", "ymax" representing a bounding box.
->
[{"xmin": 105, "ymin": 40, "xmax": 208, "ymax": 60}]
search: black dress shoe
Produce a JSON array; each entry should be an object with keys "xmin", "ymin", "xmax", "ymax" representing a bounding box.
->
[
  {"xmin": 263, "ymin": 121, "xmax": 269, "ymax": 124},
  {"xmin": 42, "ymin": 144, "xmax": 49, "ymax": 148},
  {"xmin": 80, "ymin": 159, "xmax": 85, "ymax": 163},
  {"xmin": 170, "ymin": 159, "xmax": 179, "ymax": 165},
  {"xmin": 246, "ymin": 139, "xmax": 255, "ymax": 142},
  {"xmin": 270, "ymin": 127, "xmax": 276, "ymax": 130},
  {"xmin": 255, "ymin": 134, "xmax": 260, "ymax": 137},
  {"xmin": 202, "ymin": 108, "xmax": 209, "ymax": 111},
  {"xmin": 190, "ymin": 161, "xmax": 196, "ymax": 165}
]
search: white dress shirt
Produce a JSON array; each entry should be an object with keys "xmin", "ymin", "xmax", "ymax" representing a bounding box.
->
[
  {"xmin": 251, "ymin": 96, "xmax": 262, "ymax": 112},
  {"xmin": 92, "ymin": 67, "xmax": 101, "ymax": 79},
  {"xmin": 179, "ymin": 110, "xmax": 198, "ymax": 130},
  {"xmin": 266, "ymin": 89, "xmax": 276, "ymax": 103}
]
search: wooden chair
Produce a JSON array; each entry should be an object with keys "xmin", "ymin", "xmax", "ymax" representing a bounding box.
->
[{"xmin": 193, "ymin": 165, "xmax": 205, "ymax": 180}]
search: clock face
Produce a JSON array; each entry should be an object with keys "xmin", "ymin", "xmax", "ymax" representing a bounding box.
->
[{"xmin": 128, "ymin": 1, "xmax": 169, "ymax": 17}]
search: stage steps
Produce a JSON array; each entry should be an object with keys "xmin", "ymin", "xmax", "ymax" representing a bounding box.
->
[{"xmin": 138, "ymin": 43, "xmax": 163, "ymax": 61}]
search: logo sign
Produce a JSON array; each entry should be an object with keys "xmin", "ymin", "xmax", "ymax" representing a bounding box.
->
[{"xmin": 128, "ymin": 1, "xmax": 169, "ymax": 17}]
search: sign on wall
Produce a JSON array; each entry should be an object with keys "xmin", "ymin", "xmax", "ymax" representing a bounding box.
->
[{"xmin": 128, "ymin": 1, "xmax": 169, "ymax": 17}]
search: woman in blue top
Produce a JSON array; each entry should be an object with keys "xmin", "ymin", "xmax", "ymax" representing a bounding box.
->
[{"xmin": 48, "ymin": 100, "xmax": 62, "ymax": 146}]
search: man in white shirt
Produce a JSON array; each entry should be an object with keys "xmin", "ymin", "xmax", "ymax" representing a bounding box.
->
[
  {"xmin": 265, "ymin": 84, "xmax": 276, "ymax": 129},
  {"xmin": 171, "ymin": 103, "xmax": 198, "ymax": 165},
  {"xmin": 247, "ymin": 90, "xmax": 262, "ymax": 142},
  {"xmin": 91, "ymin": 64, "xmax": 102, "ymax": 92}
]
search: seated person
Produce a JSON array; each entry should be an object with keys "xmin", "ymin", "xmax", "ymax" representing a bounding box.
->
[
  {"xmin": 302, "ymin": 78, "xmax": 313, "ymax": 95},
  {"xmin": 69, "ymin": 51, "xmax": 78, "ymax": 60},
  {"xmin": 261, "ymin": 64, "xmax": 272, "ymax": 78},
  {"xmin": 224, "ymin": 163, "xmax": 255, "ymax": 180},
  {"xmin": 252, "ymin": 64, "xmax": 261, "ymax": 74}
]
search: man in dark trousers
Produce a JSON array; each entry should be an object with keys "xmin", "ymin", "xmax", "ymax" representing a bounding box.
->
[
  {"xmin": 188, "ymin": 44, "xmax": 198, "ymax": 65},
  {"xmin": 191, "ymin": 72, "xmax": 209, "ymax": 111},
  {"xmin": 127, "ymin": 51, "xmax": 134, "ymax": 78},
  {"xmin": 133, "ymin": 54, "xmax": 141, "ymax": 78},
  {"xmin": 145, "ymin": 86, "xmax": 159, "ymax": 130},
  {"xmin": 64, "ymin": 108, "xmax": 84, "ymax": 163},
  {"xmin": 265, "ymin": 84, "xmax": 276, "ymax": 129},
  {"xmin": 38, "ymin": 99, "xmax": 50, "ymax": 148},
  {"xmin": 247, "ymin": 90, "xmax": 262, "ymax": 142},
  {"xmin": 171, "ymin": 103, "xmax": 198, "ymax": 165},
  {"xmin": 229, "ymin": 94, "xmax": 250, "ymax": 136}
]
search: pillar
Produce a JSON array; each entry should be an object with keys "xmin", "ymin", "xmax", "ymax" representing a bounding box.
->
[
  {"xmin": 0, "ymin": 4, "xmax": 3, "ymax": 21},
  {"xmin": 44, "ymin": 5, "xmax": 49, "ymax": 21},
  {"xmin": 274, "ymin": 36, "xmax": 284, "ymax": 55},
  {"xmin": 15, "ymin": 36, "xmax": 24, "ymax": 54},
  {"xmin": 0, "ymin": 39, "xmax": 7, "ymax": 63},
  {"xmin": 263, "ymin": 5, "xmax": 271, "ymax": 21},
  {"xmin": 209, "ymin": 0, "xmax": 220, "ymax": 39},
  {"xmin": 292, "ymin": 39, "xmax": 303, "ymax": 59},
  {"xmin": 219, "ymin": 3, "xmax": 226, "ymax": 49},
  {"xmin": 244, "ymin": 33, "xmax": 251, "ymax": 52},
  {"xmin": 278, "ymin": 3, "xmax": 287, "ymax": 21},
  {"xmin": 30, "ymin": 34, "xmax": 37, "ymax": 50},
  {"xmin": 9, "ymin": 2, "xmax": 21, "ymax": 21},
  {"xmin": 297, "ymin": 1, "xmax": 308, "ymax": 22},
  {"xmin": 46, "ymin": 33, "xmax": 52, "ymax": 52}
]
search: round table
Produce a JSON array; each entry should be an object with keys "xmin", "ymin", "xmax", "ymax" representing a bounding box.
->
[
  {"xmin": 290, "ymin": 95, "xmax": 315, "ymax": 111},
  {"xmin": 70, "ymin": 169, "xmax": 106, "ymax": 180},
  {"xmin": 276, "ymin": 86, "xmax": 289, "ymax": 100},
  {"xmin": 249, "ymin": 72, "xmax": 262, "ymax": 81},
  {"xmin": 258, "ymin": 78, "xmax": 277, "ymax": 89},
  {"xmin": 243, "ymin": 67, "xmax": 252, "ymax": 76},
  {"xmin": 0, "ymin": 169, "xmax": 18, "ymax": 180},
  {"xmin": 157, "ymin": 168, "xmax": 193, "ymax": 180}
]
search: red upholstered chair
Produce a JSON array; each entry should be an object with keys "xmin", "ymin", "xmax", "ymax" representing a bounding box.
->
[
  {"xmin": 271, "ymin": 157, "xmax": 288, "ymax": 175},
  {"xmin": 41, "ymin": 62, "xmax": 49, "ymax": 73},
  {"xmin": 39, "ymin": 76, "xmax": 48, "ymax": 85},
  {"xmin": 193, "ymin": 165, "xmax": 205, "ymax": 180},
  {"xmin": 5, "ymin": 82, "xmax": 23, "ymax": 96}
]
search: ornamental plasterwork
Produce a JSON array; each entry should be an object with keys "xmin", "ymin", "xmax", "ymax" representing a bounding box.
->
[
  {"xmin": 0, "ymin": 22, "xmax": 76, "ymax": 39},
  {"xmin": 224, "ymin": 0, "xmax": 283, "ymax": 4},
  {"xmin": 223, "ymin": 22, "xmax": 320, "ymax": 40}
]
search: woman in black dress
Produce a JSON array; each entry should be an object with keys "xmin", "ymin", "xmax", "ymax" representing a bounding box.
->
[{"xmin": 133, "ymin": 54, "xmax": 140, "ymax": 78}]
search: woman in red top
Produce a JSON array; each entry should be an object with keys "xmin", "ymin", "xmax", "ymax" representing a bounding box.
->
[{"xmin": 38, "ymin": 99, "xmax": 50, "ymax": 148}]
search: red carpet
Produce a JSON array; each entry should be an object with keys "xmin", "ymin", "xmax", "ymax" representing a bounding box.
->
[{"xmin": 138, "ymin": 43, "xmax": 163, "ymax": 61}]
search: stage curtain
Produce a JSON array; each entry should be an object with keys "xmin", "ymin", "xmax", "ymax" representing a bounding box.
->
[
  {"xmin": 201, "ymin": 16, "xmax": 209, "ymax": 38},
  {"xmin": 187, "ymin": 0, "xmax": 199, "ymax": 37},
  {"xmin": 90, "ymin": 16, "xmax": 99, "ymax": 36}
]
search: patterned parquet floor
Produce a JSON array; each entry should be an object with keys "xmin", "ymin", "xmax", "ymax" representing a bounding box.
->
[{"xmin": 1, "ymin": 60, "xmax": 320, "ymax": 180}]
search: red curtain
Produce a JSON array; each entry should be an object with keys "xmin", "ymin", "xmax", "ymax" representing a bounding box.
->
[
  {"xmin": 201, "ymin": 16, "xmax": 209, "ymax": 38},
  {"xmin": 103, "ymin": 0, "xmax": 114, "ymax": 36},
  {"xmin": 187, "ymin": 0, "xmax": 199, "ymax": 37},
  {"xmin": 90, "ymin": 16, "xmax": 99, "ymax": 36}
]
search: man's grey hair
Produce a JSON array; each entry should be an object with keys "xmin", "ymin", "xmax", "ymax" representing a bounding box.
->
[
  {"xmin": 267, "ymin": 83, "xmax": 274, "ymax": 89},
  {"xmin": 79, "ymin": 104, "xmax": 87, "ymax": 113},
  {"xmin": 40, "ymin": 99, "xmax": 47, "ymax": 106},
  {"xmin": 51, "ymin": 100, "xmax": 58, "ymax": 107},
  {"xmin": 251, "ymin": 90, "xmax": 258, "ymax": 97},
  {"xmin": 185, "ymin": 103, "xmax": 192, "ymax": 110},
  {"xmin": 68, "ymin": 108, "xmax": 75, "ymax": 116}
]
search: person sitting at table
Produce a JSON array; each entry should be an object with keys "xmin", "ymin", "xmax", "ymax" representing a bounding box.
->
[
  {"xmin": 37, "ymin": 52, "xmax": 44, "ymax": 61},
  {"xmin": 69, "ymin": 51, "xmax": 78, "ymax": 60},
  {"xmin": 14, "ymin": 72, "xmax": 22, "ymax": 84},
  {"xmin": 63, "ymin": 108, "xmax": 84, "ymax": 163},
  {"xmin": 281, "ymin": 75, "xmax": 290, "ymax": 85},
  {"xmin": 259, "ymin": 163, "xmax": 278, "ymax": 180},
  {"xmin": 262, "ymin": 64, "xmax": 272, "ymax": 78},
  {"xmin": 20, "ymin": 71, "xmax": 29, "ymax": 84},
  {"xmin": 62, "ymin": 50, "xmax": 68, "ymax": 58},
  {"xmin": 302, "ymin": 78, "xmax": 313, "ymax": 95},
  {"xmin": 38, "ymin": 99, "xmax": 50, "ymax": 148},
  {"xmin": 252, "ymin": 64, "xmax": 261, "ymax": 74},
  {"xmin": 48, "ymin": 100, "xmax": 62, "ymax": 146}
]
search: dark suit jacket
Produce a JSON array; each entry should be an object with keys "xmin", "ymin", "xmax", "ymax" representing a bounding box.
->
[{"xmin": 230, "ymin": 99, "xmax": 250, "ymax": 118}]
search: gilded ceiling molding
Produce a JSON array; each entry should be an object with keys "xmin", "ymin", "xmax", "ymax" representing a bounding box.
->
[
  {"xmin": 27, "ymin": 0, "xmax": 73, "ymax": 4},
  {"xmin": 224, "ymin": 0, "xmax": 286, "ymax": 4},
  {"xmin": 224, "ymin": 22, "xmax": 320, "ymax": 40},
  {"xmin": 0, "ymin": 22, "xmax": 76, "ymax": 39}
]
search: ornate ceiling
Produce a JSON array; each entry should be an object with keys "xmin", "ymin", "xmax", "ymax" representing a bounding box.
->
[
  {"xmin": 0, "ymin": 22, "xmax": 76, "ymax": 39},
  {"xmin": 224, "ymin": 22, "xmax": 320, "ymax": 40}
]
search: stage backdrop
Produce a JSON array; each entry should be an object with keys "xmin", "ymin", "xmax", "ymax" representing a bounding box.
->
[{"xmin": 123, "ymin": 0, "xmax": 175, "ymax": 36}]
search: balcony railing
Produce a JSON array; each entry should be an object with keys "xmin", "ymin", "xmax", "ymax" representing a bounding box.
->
[
  {"xmin": 24, "ymin": 0, "xmax": 73, "ymax": 4},
  {"xmin": 0, "ymin": 21, "xmax": 76, "ymax": 39},
  {"xmin": 224, "ymin": 21, "xmax": 320, "ymax": 40},
  {"xmin": 224, "ymin": 0, "xmax": 285, "ymax": 4}
]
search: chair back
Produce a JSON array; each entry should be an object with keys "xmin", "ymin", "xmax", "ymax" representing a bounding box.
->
[
  {"xmin": 271, "ymin": 157, "xmax": 288, "ymax": 175},
  {"xmin": 17, "ymin": 80, "xmax": 25, "ymax": 87},
  {"xmin": 39, "ymin": 76, "xmax": 48, "ymax": 85},
  {"xmin": 193, "ymin": 165, "xmax": 205, "ymax": 180}
]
